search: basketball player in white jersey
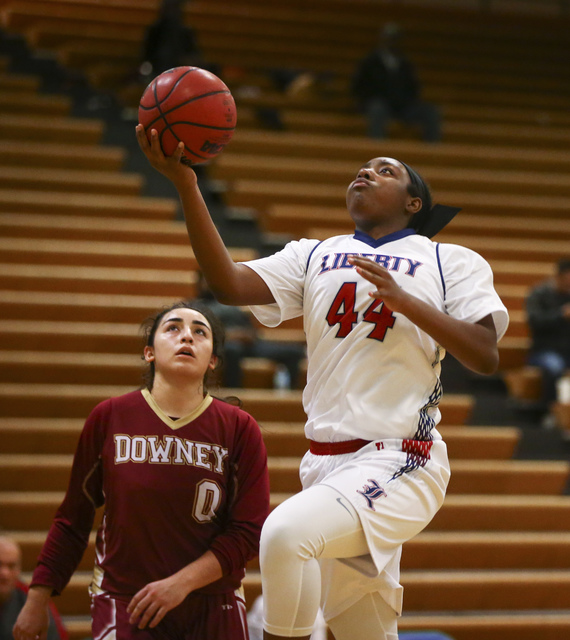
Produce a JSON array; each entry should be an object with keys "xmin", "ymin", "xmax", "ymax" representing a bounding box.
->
[{"xmin": 136, "ymin": 127, "xmax": 509, "ymax": 640}]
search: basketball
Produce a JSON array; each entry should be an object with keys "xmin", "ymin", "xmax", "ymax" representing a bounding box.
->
[{"xmin": 138, "ymin": 66, "xmax": 237, "ymax": 164}]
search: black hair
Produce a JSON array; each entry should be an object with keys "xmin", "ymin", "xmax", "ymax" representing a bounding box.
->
[
  {"xmin": 401, "ymin": 161, "xmax": 461, "ymax": 238},
  {"xmin": 401, "ymin": 161, "xmax": 433, "ymax": 232},
  {"xmin": 140, "ymin": 300, "xmax": 225, "ymax": 392}
]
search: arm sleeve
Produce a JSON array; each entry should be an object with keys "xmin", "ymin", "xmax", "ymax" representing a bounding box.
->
[
  {"xmin": 241, "ymin": 238, "xmax": 319, "ymax": 327},
  {"xmin": 439, "ymin": 243, "xmax": 509, "ymax": 341},
  {"xmin": 31, "ymin": 404, "xmax": 107, "ymax": 595},
  {"xmin": 209, "ymin": 413, "xmax": 270, "ymax": 575}
]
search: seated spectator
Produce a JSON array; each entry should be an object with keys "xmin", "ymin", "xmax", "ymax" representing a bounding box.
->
[
  {"xmin": 0, "ymin": 537, "xmax": 67, "ymax": 640},
  {"xmin": 138, "ymin": 0, "xmax": 212, "ymax": 82},
  {"xmin": 195, "ymin": 273, "xmax": 306, "ymax": 389},
  {"xmin": 526, "ymin": 257, "xmax": 570, "ymax": 424},
  {"xmin": 351, "ymin": 23, "xmax": 442, "ymax": 142}
]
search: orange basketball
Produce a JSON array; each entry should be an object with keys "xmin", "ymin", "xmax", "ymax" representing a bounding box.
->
[{"xmin": 138, "ymin": 66, "xmax": 237, "ymax": 164}]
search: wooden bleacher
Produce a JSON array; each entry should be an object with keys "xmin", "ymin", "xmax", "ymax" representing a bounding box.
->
[{"xmin": 1, "ymin": 1, "xmax": 570, "ymax": 639}]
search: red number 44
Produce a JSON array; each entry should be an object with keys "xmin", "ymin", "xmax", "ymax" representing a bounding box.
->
[{"xmin": 326, "ymin": 282, "xmax": 396, "ymax": 341}]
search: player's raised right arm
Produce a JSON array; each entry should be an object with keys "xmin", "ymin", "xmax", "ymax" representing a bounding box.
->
[{"xmin": 136, "ymin": 125, "xmax": 274, "ymax": 306}]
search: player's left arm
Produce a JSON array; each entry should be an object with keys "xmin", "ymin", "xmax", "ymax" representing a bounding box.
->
[
  {"xmin": 126, "ymin": 550, "xmax": 222, "ymax": 629},
  {"xmin": 349, "ymin": 255, "xmax": 499, "ymax": 375}
]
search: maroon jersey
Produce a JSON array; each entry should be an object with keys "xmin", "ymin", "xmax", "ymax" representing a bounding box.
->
[{"xmin": 32, "ymin": 390, "xmax": 270, "ymax": 597}]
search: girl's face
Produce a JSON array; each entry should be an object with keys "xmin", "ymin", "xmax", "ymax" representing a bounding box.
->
[
  {"xmin": 346, "ymin": 157, "xmax": 421, "ymax": 234},
  {"xmin": 144, "ymin": 308, "xmax": 217, "ymax": 383}
]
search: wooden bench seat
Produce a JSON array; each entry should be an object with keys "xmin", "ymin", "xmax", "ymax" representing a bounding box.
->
[
  {"xmin": 0, "ymin": 349, "xmax": 284, "ymax": 389},
  {"xmin": 0, "ymin": 290, "xmax": 192, "ymax": 323},
  {"xmin": 434, "ymin": 235, "xmax": 570, "ymax": 263},
  {"xmin": 497, "ymin": 337, "xmax": 529, "ymax": 370},
  {"xmin": 0, "ymin": 189, "xmax": 177, "ymax": 218},
  {"xmin": 11, "ymin": 527, "xmax": 570, "ymax": 574},
  {"xmin": 258, "ymin": 205, "xmax": 570, "ymax": 243},
  {"xmin": 233, "ymin": 88, "xmax": 570, "ymax": 129},
  {"xmin": 0, "ymin": 167, "xmax": 142, "ymax": 196},
  {"xmin": 0, "ymin": 383, "xmax": 473, "ymax": 424},
  {"xmin": 0, "ymin": 419, "xmax": 519, "ymax": 459},
  {"xmin": 504, "ymin": 366, "xmax": 543, "ymax": 403},
  {"xmin": 0, "ymin": 71, "xmax": 40, "ymax": 92},
  {"xmin": 51, "ymin": 606, "xmax": 570, "ymax": 640},
  {"xmin": 2, "ymin": 491, "xmax": 570, "ymax": 532},
  {"xmin": 400, "ymin": 612, "xmax": 570, "ymax": 640},
  {"xmin": 23, "ymin": 19, "xmax": 145, "ymax": 49},
  {"xmin": 224, "ymin": 178, "xmax": 570, "ymax": 221},
  {"xmin": 0, "ymin": 351, "xmax": 144, "ymax": 386},
  {"xmin": 55, "ymin": 40, "xmax": 139, "ymax": 71},
  {"xmin": 0, "ymin": 92, "xmax": 71, "ymax": 116},
  {"xmin": 227, "ymin": 130, "xmax": 570, "ymax": 173},
  {"xmin": 266, "ymin": 457, "xmax": 569, "ymax": 495},
  {"xmin": 212, "ymin": 155, "xmax": 570, "ymax": 198},
  {"xmin": 12, "ymin": 453, "xmax": 564, "ymax": 494},
  {"xmin": 0, "ymin": 141, "xmax": 126, "ymax": 171},
  {"xmin": 402, "ymin": 531, "xmax": 570, "ymax": 570},
  {"xmin": 0, "ymin": 114, "xmax": 104, "ymax": 145},
  {"xmin": 189, "ymin": 4, "xmax": 569, "ymax": 70},
  {"xmin": 429, "ymin": 494, "xmax": 570, "ymax": 532},
  {"xmin": 0, "ymin": 237, "xmax": 256, "ymax": 269},
  {"xmin": 0, "ymin": 262, "xmax": 195, "ymax": 296},
  {"xmin": 0, "ymin": 213, "xmax": 188, "ymax": 244},
  {"xmin": 0, "ymin": 1, "xmax": 157, "ymax": 31},
  {"xmin": 19, "ymin": 567, "xmax": 570, "ymax": 618}
]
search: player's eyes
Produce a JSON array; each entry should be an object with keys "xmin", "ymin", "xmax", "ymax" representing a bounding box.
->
[{"xmin": 379, "ymin": 167, "xmax": 393, "ymax": 174}]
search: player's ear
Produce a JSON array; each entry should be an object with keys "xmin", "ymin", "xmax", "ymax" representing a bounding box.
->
[
  {"xmin": 144, "ymin": 346, "xmax": 155, "ymax": 363},
  {"xmin": 208, "ymin": 355, "xmax": 218, "ymax": 371},
  {"xmin": 406, "ymin": 196, "xmax": 422, "ymax": 215}
]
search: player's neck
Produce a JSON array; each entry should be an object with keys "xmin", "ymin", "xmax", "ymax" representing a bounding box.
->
[
  {"xmin": 355, "ymin": 220, "xmax": 407, "ymax": 240},
  {"xmin": 150, "ymin": 376, "xmax": 205, "ymax": 418}
]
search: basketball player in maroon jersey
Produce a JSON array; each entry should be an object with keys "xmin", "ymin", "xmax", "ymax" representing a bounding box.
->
[{"xmin": 13, "ymin": 301, "xmax": 270, "ymax": 640}]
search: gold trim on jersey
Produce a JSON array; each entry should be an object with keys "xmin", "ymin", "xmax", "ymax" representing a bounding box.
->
[
  {"xmin": 89, "ymin": 564, "xmax": 107, "ymax": 597},
  {"xmin": 141, "ymin": 389, "xmax": 213, "ymax": 430}
]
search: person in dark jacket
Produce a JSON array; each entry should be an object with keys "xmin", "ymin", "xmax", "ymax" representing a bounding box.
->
[
  {"xmin": 351, "ymin": 23, "xmax": 442, "ymax": 142},
  {"xmin": 526, "ymin": 258, "xmax": 570, "ymax": 415},
  {"xmin": 0, "ymin": 537, "xmax": 67, "ymax": 640}
]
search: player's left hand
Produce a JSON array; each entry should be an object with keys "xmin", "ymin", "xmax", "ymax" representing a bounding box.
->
[
  {"xmin": 127, "ymin": 575, "xmax": 188, "ymax": 629},
  {"xmin": 348, "ymin": 255, "xmax": 408, "ymax": 312}
]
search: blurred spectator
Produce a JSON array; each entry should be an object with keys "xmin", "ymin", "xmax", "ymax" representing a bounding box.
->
[
  {"xmin": 351, "ymin": 23, "xmax": 442, "ymax": 142},
  {"xmin": 196, "ymin": 273, "xmax": 305, "ymax": 389},
  {"xmin": 0, "ymin": 537, "xmax": 67, "ymax": 640},
  {"xmin": 526, "ymin": 258, "xmax": 570, "ymax": 423},
  {"xmin": 138, "ymin": 0, "xmax": 210, "ymax": 83}
]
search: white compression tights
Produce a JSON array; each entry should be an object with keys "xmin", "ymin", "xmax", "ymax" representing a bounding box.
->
[{"xmin": 259, "ymin": 484, "xmax": 397, "ymax": 639}]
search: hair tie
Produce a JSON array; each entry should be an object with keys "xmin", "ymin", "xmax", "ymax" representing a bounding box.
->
[
  {"xmin": 401, "ymin": 161, "xmax": 461, "ymax": 238},
  {"xmin": 414, "ymin": 204, "xmax": 462, "ymax": 238}
]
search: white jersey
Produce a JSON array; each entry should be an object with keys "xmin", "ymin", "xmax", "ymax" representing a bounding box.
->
[{"xmin": 243, "ymin": 228, "xmax": 509, "ymax": 443}]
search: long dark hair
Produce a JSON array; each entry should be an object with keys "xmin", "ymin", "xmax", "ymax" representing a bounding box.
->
[{"xmin": 140, "ymin": 300, "xmax": 225, "ymax": 393}]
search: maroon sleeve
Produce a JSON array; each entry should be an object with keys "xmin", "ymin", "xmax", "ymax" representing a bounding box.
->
[
  {"xmin": 209, "ymin": 411, "xmax": 270, "ymax": 576},
  {"xmin": 31, "ymin": 402, "xmax": 108, "ymax": 595}
]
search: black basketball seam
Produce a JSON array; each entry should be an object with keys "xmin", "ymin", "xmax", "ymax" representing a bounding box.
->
[
  {"xmin": 141, "ymin": 90, "xmax": 235, "ymax": 132},
  {"xmin": 158, "ymin": 127, "xmax": 209, "ymax": 162},
  {"xmin": 144, "ymin": 67, "xmax": 198, "ymax": 133},
  {"xmin": 140, "ymin": 68, "xmax": 234, "ymax": 162},
  {"xmin": 153, "ymin": 67, "xmax": 197, "ymax": 104}
]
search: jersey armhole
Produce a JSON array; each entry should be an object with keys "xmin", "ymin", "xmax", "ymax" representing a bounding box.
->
[
  {"xmin": 435, "ymin": 243, "xmax": 446, "ymax": 300},
  {"xmin": 305, "ymin": 240, "xmax": 324, "ymax": 274}
]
